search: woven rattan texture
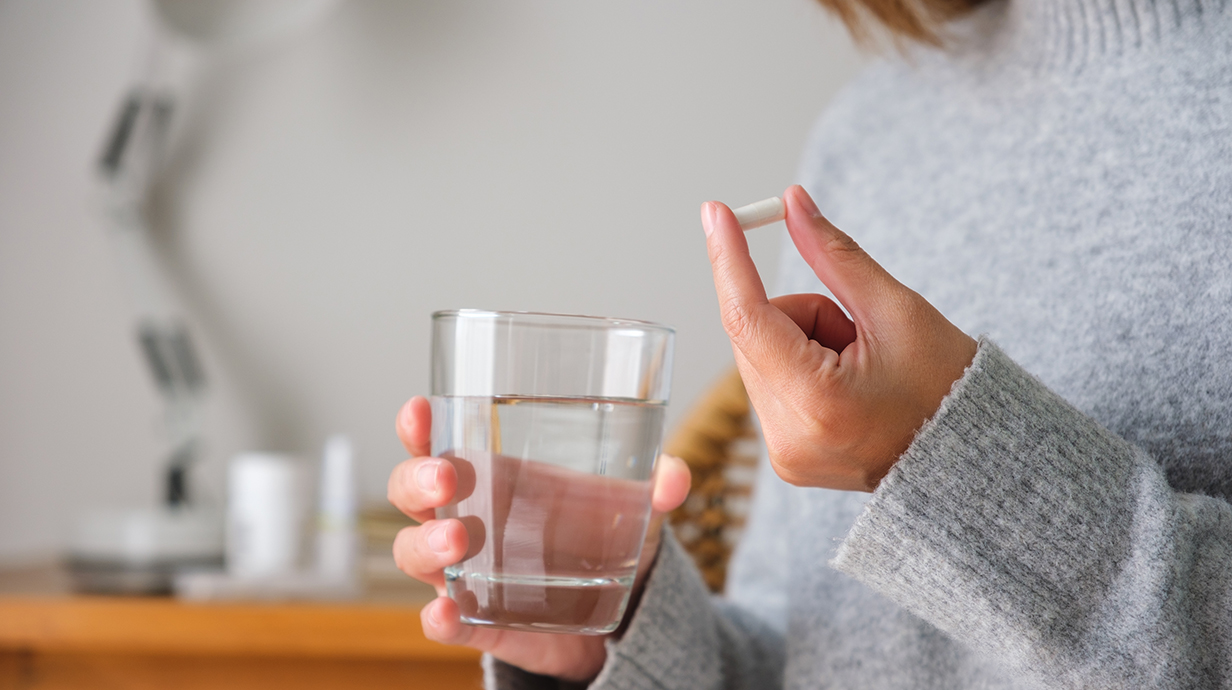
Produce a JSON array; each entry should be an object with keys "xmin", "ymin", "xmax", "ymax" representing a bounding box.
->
[{"xmin": 665, "ymin": 368, "xmax": 758, "ymax": 593}]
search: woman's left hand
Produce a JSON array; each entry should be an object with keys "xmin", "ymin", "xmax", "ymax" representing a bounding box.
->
[{"xmin": 702, "ymin": 185, "xmax": 978, "ymax": 492}]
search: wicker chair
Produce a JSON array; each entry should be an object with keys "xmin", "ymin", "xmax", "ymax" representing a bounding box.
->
[{"xmin": 665, "ymin": 367, "xmax": 760, "ymax": 593}]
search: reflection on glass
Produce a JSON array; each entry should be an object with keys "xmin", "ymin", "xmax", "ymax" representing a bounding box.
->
[{"xmin": 433, "ymin": 395, "xmax": 662, "ymax": 634}]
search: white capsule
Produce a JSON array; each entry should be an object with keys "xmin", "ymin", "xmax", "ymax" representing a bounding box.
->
[{"xmin": 732, "ymin": 196, "xmax": 786, "ymax": 231}]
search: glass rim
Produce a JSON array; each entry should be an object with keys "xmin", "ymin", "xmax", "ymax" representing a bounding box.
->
[{"xmin": 432, "ymin": 309, "xmax": 675, "ymax": 335}]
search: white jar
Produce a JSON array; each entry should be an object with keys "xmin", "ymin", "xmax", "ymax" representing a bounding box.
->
[{"xmin": 226, "ymin": 453, "xmax": 305, "ymax": 578}]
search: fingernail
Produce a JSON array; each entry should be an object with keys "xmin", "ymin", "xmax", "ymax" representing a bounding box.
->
[
  {"xmin": 428, "ymin": 523, "xmax": 450, "ymax": 553},
  {"xmin": 795, "ymin": 186, "xmax": 822, "ymax": 218},
  {"xmin": 701, "ymin": 202, "xmax": 717, "ymax": 237},
  {"xmin": 416, "ymin": 462, "xmax": 439, "ymax": 492},
  {"xmin": 426, "ymin": 599, "xmax": 443, "ymax": 626}
]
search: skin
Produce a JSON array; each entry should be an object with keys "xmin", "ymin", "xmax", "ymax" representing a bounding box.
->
[
  {"xmin": 389, "ymin": 183, "xmax": 975, "ymax": 680},
  {"xmin": 390, "ymin": 395, "xmax": 691, "ymax": 682},
  {"xmin": 702, "ymin": 185, "xmax": 977, "ymax": 491}
]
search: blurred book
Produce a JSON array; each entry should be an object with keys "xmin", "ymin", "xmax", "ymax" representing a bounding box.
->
[{"xmin": 357, "ymin": 503, "xmax": 436, "ymax": 603}]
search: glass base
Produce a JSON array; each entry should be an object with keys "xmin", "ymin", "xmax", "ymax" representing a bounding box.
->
[
  {"xmin": 447, "ymin": 571, "xmax": 633, "ymax": 636},
  {"xmin": 458, "ymin": 615, "xmax": 620, "ymax": 636}
]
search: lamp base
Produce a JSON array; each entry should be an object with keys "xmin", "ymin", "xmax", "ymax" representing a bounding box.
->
[{"xmin": 69, "ymin": 507, "xmax": 224, "ymax": 595}]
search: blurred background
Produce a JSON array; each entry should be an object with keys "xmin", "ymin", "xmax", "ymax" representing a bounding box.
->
[{"xmin": 0, "ymin": 0, "xmax": 861, "ymax": 564}]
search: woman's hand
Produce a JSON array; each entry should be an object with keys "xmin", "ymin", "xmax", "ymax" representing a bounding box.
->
[
  {"xmin": 389, "ymin": 396, "xmax": 691, "ymax": 682},
  {"xmin": 702, "ymin": 185, "xmax": 977, "ymax": 492}
]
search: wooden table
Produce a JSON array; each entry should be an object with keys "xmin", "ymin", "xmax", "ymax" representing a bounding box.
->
[{"xmin": 0, "ymin": 573, "xmax": 482, "ymax": 690}]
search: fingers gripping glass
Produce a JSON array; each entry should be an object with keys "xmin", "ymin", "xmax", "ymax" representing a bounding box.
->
[{"xmin": 430, "ymin": 310, "xmax": 675, "ymax": 634}]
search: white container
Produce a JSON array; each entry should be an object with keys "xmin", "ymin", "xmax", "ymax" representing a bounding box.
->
[
  {"xmin": 227, "ymin": 453, "xmax": 305, "ymax": 578},
  {"xmin": 314, "ymin": 434, "xmax": 358, "ymax": 582}
]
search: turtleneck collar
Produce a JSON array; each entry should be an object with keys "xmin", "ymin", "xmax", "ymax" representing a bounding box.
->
[{"xmin": 945, "ymin": 0, "xmax": 1226, "ymax": 73}]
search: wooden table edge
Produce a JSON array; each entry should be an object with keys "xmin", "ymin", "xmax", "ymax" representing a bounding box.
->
[{"xmin": 0, "ymin": 595, "xmax": 482, "ymax": 662}]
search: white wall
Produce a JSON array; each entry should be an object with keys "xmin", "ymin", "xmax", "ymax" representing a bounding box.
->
[{"xmin": 0, "ymin": 0, "xmax": 862, "ymax": 559}]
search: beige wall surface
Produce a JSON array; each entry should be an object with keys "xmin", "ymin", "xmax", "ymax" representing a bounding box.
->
[{"xmin": 0, "ymin": 0, "xmax": 862, "ymax": 558}]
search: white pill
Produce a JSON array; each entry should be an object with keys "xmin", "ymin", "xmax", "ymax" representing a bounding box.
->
[{"xmin": 731, "ymin": 196, "xmax": 786, "ymax": 231}]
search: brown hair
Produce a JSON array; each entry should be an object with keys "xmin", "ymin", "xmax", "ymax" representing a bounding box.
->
[{"xmin": 818, "ymin": 0, "xmax": 983, "ymax": 45}]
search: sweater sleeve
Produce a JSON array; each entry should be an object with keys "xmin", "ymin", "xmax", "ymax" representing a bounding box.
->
[
  {"xmin": 833, "ymin": 337, "xmax": 1232, "ymax": 688},
  {"xmin": 590, "ymin": 529, "xmax": 786, "ymax": 690}
]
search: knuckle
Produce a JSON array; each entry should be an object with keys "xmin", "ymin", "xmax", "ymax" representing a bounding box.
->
[
  {"xmin": 393, "ymin": 525, "xmax": 437, "ymax": 578},
  {"xmin": 392, "ymin": 526, "xmax": 416, "ymax": 574},
  {"xmin": 808, "ymin": 408, "xmax": 840, "ymax": 440},
  {"xmin": 720, "ymin": 302, "xmax": 753, "ymax": 342},
  {"xmin": 387, "ymin": 462, "xmax": 409, "ymax": 505},
  {"xmin": 420, "ymin": 607, "xmax": 445, "ymax": 641},
  {"xmin": 822, "ymin": 230, "xmax": 865, "ymax": 261},
  {"xmin": 767, "ymin": 451, "xmax": 807, "ymax": 487},
  {"xmin": 763, "ymin": 436, "xmax": 790, "ymax": 466},
  {"xmin": 387, "ymin": 460, "xmax": 425, "ymax": 515}
]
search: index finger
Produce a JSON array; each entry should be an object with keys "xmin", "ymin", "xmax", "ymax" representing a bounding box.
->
[
  {"xmin": 396, "ymin": 396, "xmax": 432, "ymax": 458},
  {"xmin": 702, "ymin": 201, "xmax": 807, "ymax": 359}
]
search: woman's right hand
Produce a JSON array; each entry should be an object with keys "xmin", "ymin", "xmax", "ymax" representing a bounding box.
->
[
  {"xmin": 702, "ymin": 186, "xmax": 977, "ymax": 492},
  {"xmin": 389, "ymin": 396, "xmax": 691, "ymax": 682}
]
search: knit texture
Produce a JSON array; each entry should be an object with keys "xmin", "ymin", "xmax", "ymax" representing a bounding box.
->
[{"xmin": 491, "ymin": 0, "xmax": 1232, "ymax": 685}]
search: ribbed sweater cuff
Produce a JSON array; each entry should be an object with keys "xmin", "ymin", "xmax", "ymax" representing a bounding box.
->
[
  {"xmin": 485, "ymin": 655, "xmax": 590, "ymax": 690},
  {"xmin": 832, "ymin": 337, "xmax": 1146, "ymax": 666},
  {"xmin": 590, "ymin": 529, "xmax": 723, "ymax": 689}
]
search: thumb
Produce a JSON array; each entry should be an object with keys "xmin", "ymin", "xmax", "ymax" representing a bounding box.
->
[
  {"xmin": 633, "ymin": 454, "xmax": 690, "ymax": 582},
  {"xmin": 651, "ymin": 454, "xmax": 691, "ymax": 514},
  {"xmin": 783, "ymin": 185, "xmax": 902, "ymax": 325}
]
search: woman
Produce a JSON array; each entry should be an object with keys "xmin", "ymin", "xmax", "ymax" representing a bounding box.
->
[{"xmin": 389, "ymin": 0, "xmax": 1232, "ymax": 684}]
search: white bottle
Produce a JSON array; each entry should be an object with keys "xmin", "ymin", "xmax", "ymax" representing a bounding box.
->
[{"xmin": 314, "ymin": 435, "xmax": 358, "ymax": 583}]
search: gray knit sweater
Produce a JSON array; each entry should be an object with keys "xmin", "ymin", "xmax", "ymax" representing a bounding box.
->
[{"xmin": 490, "ymin": 0, "xmax": 1232, "ymax": 686}]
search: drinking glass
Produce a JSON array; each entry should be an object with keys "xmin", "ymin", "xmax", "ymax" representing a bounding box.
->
[{"xmin": 430, "ymin": 309, "xmax": 674, "ymax": 634}]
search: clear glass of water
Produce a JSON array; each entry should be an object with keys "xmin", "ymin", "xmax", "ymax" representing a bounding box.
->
[{"xmin": 430, "ymin": 309, "xmax": 674, "ymax": 635}]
